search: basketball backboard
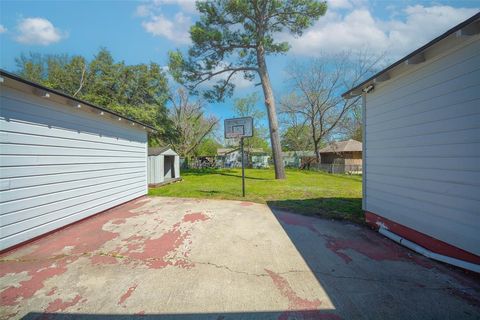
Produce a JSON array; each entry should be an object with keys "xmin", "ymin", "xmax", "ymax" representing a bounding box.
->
[{"xmin": 224, "ymin": 117, "xmax": 253, "ymax": 139}]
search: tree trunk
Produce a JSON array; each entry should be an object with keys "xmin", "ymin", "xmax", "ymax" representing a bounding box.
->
[
  {"xmin": 311, "ymin": 118, "xmax": 320, "ymax": 165},
  {"xmin": 257, "ymin": 47, "xmax": 286, "ymax": 179},
  {"xmin": 314, "ymin": 139, "xmax": 320, "ymax": 164}
]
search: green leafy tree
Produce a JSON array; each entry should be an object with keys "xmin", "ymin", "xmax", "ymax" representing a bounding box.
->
[
  {"xmin": 281, "ymin": 125, "xmax": 313, "ymax": 151},
  {"xmin": 195, "ymin": 138, "xmax": 223, "ymax": 156},
  {"xmin": 169, "ymin": 0, "xmax": 328, "ymax": 179},
  {"xmin": 15, "ymin": 49, "xmax": 174, "ymax": 145}
]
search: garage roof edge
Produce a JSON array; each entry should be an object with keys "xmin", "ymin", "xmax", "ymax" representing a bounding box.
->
[
  {"xmin": 342, "ymin": 12, "xmax": 480, "ymax": 98},
  {"xmin": 0, "ymin": 69, "xmax": 157, "ymax": 132}
]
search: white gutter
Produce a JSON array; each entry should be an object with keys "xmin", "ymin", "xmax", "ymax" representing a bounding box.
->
[{"xmin": 378, "ymin": 227, "xmax": 480, "ymax": 273}]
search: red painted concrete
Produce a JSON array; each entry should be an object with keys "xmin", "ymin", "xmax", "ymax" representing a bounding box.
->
[
  {"xmin": 266, "ymin": 268, "xmax": 341, "ymax": 320},
  {"xmin": 0, "ymin": 199, "xmax": 148, "ymax": 308},
  {"xmin": 265, "ymin": 269, "xmax": 321, "ymax": 310},
  {"xmin": 276, "ymin": 211, "xmax": 322, "ymax": 236},
  {"xmin": 365, "ymin": 211, "xmax": 480, "ymax": 265},
  {"xmin": 45, "ymin": 287, "xmax": 57, "ymax": 296},
  {"xmin": 0, "ymin": 198, "xmax": 213, "ymax": 313},
  {"xmin": 127, "ymin": 222, "xmax": 191, "ymax": 269},
  {"xmin": 130, "ymin": 227, "xmax": 189, "ymax": 269},
  {"xmin": 240, "ymin": 202, "xmax": 254, "ymax": 207},
  {"xmin": 120, "ymin": 212, "xmax": 209, "ymax": 270},
  {"xmin": 0, "ymin": 257, "xmax": 74, "ymax": 306},
  {"xmin": 45, "ymin": 294, "xmax": 82, "ymax": 313},
  {"xmin": 322, "ymin": 233, "xmax": 433, "ymax": 268},
  {"xmin": 2, "ymin": 197, "xmax": 478, "ymax": 318},
  {"xmin": 277, "ymin": 211, "xmax": 434, "ymax": 268},
  {"xmin": 118, "ymin": 284, "xmax": 138, "ymax": 305},
  {"xmin": 183, "ymin": 212, "xmax": 210, "ymax": 223},
  {"xmin": 90, "ymin": 255, "xmax": 118, "ymax": 265}
]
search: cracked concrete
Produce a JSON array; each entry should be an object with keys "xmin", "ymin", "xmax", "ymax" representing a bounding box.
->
[{"xmin": 0, "ymin": 196, "xmax": 479, "ymax": 320}]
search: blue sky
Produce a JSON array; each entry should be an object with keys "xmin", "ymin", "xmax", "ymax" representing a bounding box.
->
[{"xmin": 1, "ymin": 0, "xmax": 479, "ymax": 126}]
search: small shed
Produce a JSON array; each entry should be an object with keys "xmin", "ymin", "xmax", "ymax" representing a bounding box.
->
[
  {"xmin": 342, "ymin": 13, "xmax": 480, "ymax": 271},
  {"xmin": 0, "ymin": 70, "xmax": 153, "ymax": 251},
  {"xmin": 148, "ymin": 146, "xmax": 180, "ymax": 186}
]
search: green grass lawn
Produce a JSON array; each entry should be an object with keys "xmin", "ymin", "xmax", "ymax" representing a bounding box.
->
[{"xmin": 149, "ymin": 168, "xmax": 363, "ymax": 223}]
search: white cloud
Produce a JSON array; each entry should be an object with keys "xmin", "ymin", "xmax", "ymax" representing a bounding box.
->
[
  {"xmin": 284, "ymin": 5, "xmax": 478, "ymax": 60},
  {"xmin": 15, "ymin": 17, "xmax": 65, "ymax": 45},
  {"xmin": 135, "ymin": 4, "xmax": 151, "ymax": 17},
  {"xmin": 142, "ymin": 12, "xmax": 191, "ymax": 44},
  {"xmin": 136, "ymin": 0, "xmax": 197, "ymax": 44},
  {"xmin": 0, "ymin": 24, "xmax": 7, "ymax": 33},
  {"xmin": 152, "ymin": 0, "xmax": 197, "ymax": 13},
  {"xmin": 328, "ymin": 0, "xmax": 353, "ymax": 10},
  {"xmin": 135, "ymin": 0, "xmax": 197, "ymax": 18},
  {"xmin": 229, "ymin": 73, "xmax": 253, "ymax": 89}
]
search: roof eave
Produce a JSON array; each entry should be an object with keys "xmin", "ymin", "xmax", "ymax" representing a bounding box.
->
[
  {"xmin": 0, "ymin": 69, "xmax": 157, "ymax": 133},
  {"xmin": 341, "ymin": 12, "xmax": 480, "ymax": 98}
]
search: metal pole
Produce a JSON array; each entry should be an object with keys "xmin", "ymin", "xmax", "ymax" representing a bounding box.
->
[{"xmin": 241, "ymin": 137, "xmax": 245, "ymax": 197}]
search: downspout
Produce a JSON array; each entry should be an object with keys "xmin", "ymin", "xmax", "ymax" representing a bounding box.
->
[{"xmin": 379, "ymin": 227, "xmax": 480, "ymax": 273}]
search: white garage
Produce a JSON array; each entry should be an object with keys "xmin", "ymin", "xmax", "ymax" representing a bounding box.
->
[
  {"xmin": 342, "ymin": 14, "xmax": 480, "ymax": 271},
  {"xmin": 148, "ymin": 146, "xmax": 180, "ymax": 186},
  {"xmin": 0, "ymin": 70, "xmax": 153, "ymax": 251}
]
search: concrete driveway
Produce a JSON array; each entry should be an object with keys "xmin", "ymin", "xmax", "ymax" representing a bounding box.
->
[{"xmin": 1, "ymin": 197, "xmax": 479, "ymax": 319}]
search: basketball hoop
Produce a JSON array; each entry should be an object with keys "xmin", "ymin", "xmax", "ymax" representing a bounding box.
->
[{"xmin": 224, "ymin": 117, "xmax": 254, "ymax": 197}]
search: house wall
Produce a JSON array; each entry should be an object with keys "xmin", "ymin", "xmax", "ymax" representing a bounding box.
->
[
  {"xmin": 0, "ymin": 85, "xmax": 148, "ymax": 250},
  {"xmin": 364, "ymin": 35, "xmax": 480, "ymax": 257},
  {"xmin": 320, "ymin": 152, "xmax": 362, "ymax": 165},
  {"xmin": 344, "ymin": 152, "xmax": 362, "ymax": 166}
]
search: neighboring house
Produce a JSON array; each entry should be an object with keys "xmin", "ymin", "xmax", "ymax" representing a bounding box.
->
[
  {"xmin": 342, "ymin": 13, "xmax": 480, "ymax": 271},
  {"xmin": 318, "ymin": 139, "xmax": 362, "ymax": 173},
  {"xmin": 217, "ymin": 148, "xmax": 270, "ymax": 168},
  {"xmin": 282, "ymin": 151, "xmax": 315, "ymax": 168},
  {"xmin": 0, "ymin": 70, "xmax": 152, "ymax": 251},
  {"xmin": 148, "ymin": 146, "xmax": 180, "ymax": 186}
]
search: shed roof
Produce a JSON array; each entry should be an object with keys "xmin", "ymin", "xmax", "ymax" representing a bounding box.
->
[
  {"xmin": 0, "ymin": 69, "xmax": 156, "ymax": 131},
  {"xmin": 342, "ymin": 12, "xmax": 480, "ymax": 98},
  {"xmin": 148, "ymin": 146, "xmax": 177, "ymax": 156},
  {"xmin": 319, "ymin": 139, "xmax": 362, "ymax": 153}
]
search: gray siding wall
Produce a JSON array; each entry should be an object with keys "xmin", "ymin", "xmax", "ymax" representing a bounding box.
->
[
  {"xmin": 365, "ymin": 37, "xmax": 480, "ymax": 256},
  {"xmin": 0, "ymin": 86, "xmax": 148, "ymax": 250}
]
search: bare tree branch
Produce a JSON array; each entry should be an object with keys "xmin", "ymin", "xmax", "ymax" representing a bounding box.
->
[{"xmin": 281, "ymin": 50, "xmax": 383, "ymax": 162}]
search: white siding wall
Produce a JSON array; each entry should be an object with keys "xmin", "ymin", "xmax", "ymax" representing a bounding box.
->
[
  {"xmin": 365, "ymin": 37, "xmax": 480, "ymax": 255},
  {"xmin": 0, "ymin": 86, "xmax": 148, "ymax": 250}
]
